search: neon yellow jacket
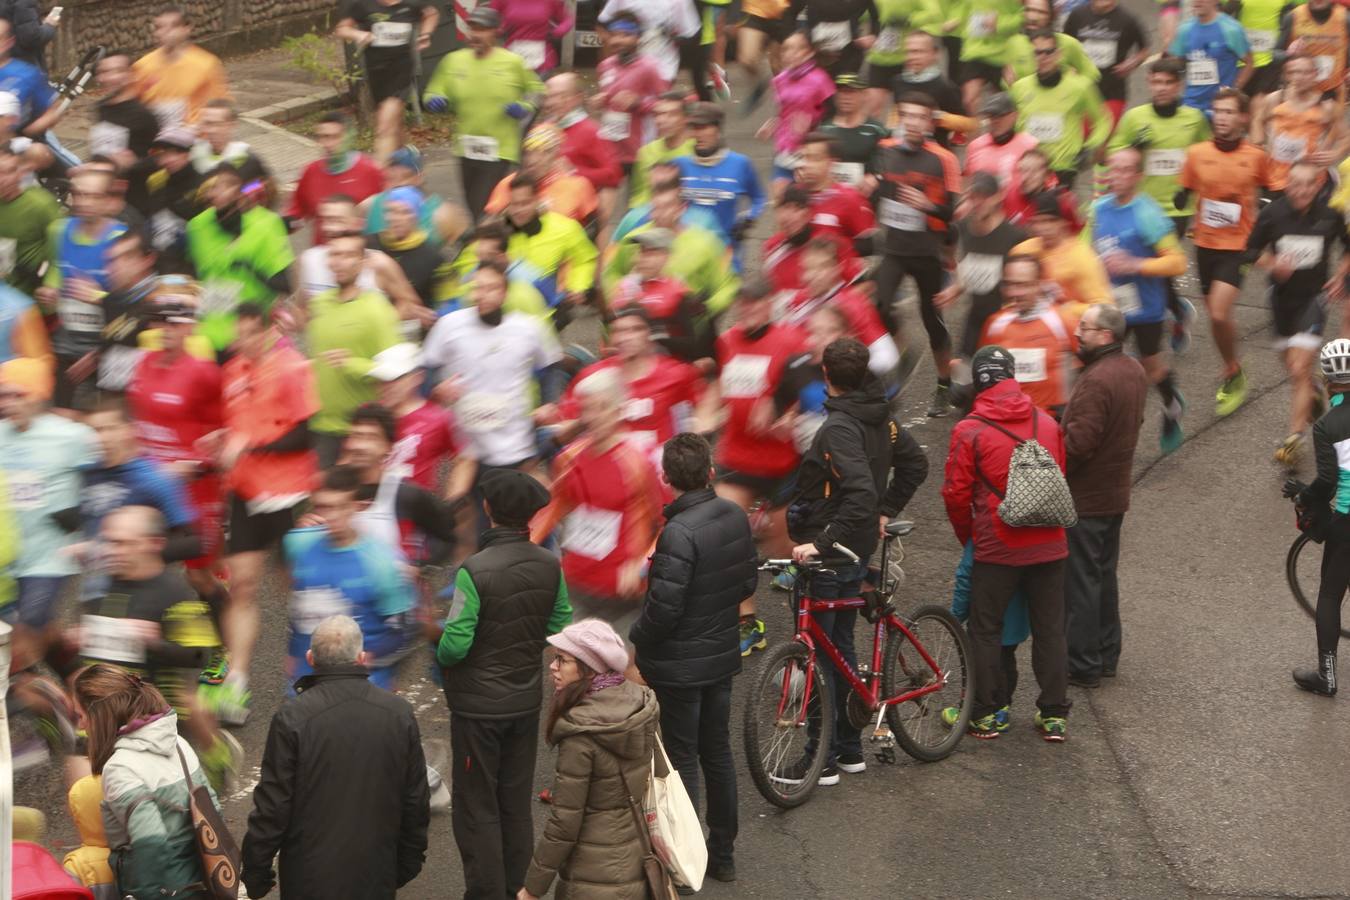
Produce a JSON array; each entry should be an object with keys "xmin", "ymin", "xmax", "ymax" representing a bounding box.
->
[
  {"xmin": 505, "ymin": 212, "xmax": 599, "ymax": 306},
  {"xmin": 603, "ymin": 223, "xmax": 740, "ymax": 316},
  {"xmin": 0, "ymin": 470, "xmax": 17, "ymax": 614}
]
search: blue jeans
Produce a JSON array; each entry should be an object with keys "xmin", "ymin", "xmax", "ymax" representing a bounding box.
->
[
  {"xmin": 807, "ymin": 562, "xmax": 866, "ymax": 766},
  {"xmin": 13, "ymin": 576, "xmax": 73, "ymax": 628}
]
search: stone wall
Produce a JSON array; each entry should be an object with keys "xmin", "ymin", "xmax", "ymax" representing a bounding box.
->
[{"xmin": 51, "ymin": 0, "xmax": 336, "ymax": 70}]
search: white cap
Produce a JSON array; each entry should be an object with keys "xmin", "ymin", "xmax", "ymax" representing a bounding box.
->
[
  {"xmin": 0, "ymin": 93, "xmax": 20, "ymax": 118},
  {"xmin": 367, "ymin": 342, "xmax": 424, "ymax": 382}
]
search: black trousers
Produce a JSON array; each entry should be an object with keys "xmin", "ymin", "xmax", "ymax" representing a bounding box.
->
[
  {"xmin": 875, "ymin": 254, "xmax": 950, "ymax": 352},
  {"xmin": 680, "ymin": 31, "xmax": 712, "ymax": 101},
  {"xmin": 652, "ymin": 677, "xmax": 738, "ymax": 865},
  {"xmin": 449, "ymin": 710, "xmax": 539, "ymax": 900},
  {"xmin": 1065, "ymin": 515, "xmax": 1124, "ymax": 679},
  {"xmin": 459, "ymin": 156, "xmax": 512, "ymax": 224},
  {"xmin": 968, "ymin": 558, "xmax": 1070, "ymax": 719},
  {"xmin": 960, "ymin": 292, "xmax": 1005, "ymax": 360},
  {"xmin": 1315, "ymin": 528, "xmax": 1350, "ymax": 655}
]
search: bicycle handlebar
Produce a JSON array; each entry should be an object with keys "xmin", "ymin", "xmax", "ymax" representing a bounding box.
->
[{"xmin": 759, "ymin": 542, "xmax": 860, "ymax": 572}]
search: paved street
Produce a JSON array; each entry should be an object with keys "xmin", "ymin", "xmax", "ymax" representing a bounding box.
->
[{"xmin": 16, "ymin": 5, "xmax": 1350, "ymax": 899}]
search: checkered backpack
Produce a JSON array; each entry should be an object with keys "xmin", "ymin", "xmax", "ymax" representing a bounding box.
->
[{"xmin": 970, "ymin": 413, "xmax": 1078, "ymax": 529}]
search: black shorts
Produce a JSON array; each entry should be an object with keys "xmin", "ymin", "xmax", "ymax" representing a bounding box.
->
[
  {"xmin": 1271, "ymin": 290, "xmax": 1328, "ymax": 347},
  {"xmin": 960, "ymin": 59, "xmax": 1003, "ymax": 87},
  {"xmin": 1127, "ymin": 320, "xmax": 1164, "ymax": 358},
  {"xmin": 1245, "ymin": 63, "xmax": 1283, "ymax": 96},
  {"xmin": 867, "ymin": 61, "xmax": 904, "ymax": 90},
  {"xmin": 715, "ymin": 466, "xmax": 797, "ymax": 507},
  {"xmin": 741, "ymin": 13, "xmax": 794, "ymax": 42},
  {"xmin": 226, "ymin": 494, "xmax": 300, "ymax": 556},
  {"xmin": 1196, "ymin": 247, "xmax": 1248, "ymax": 294},
  {"xmin": 1170, "ymin": 215, "xmax": 1190, "ymax": 239},
  {"xmin": 365, "ymin": 53, "xmax": 414, "ymax": 104}
]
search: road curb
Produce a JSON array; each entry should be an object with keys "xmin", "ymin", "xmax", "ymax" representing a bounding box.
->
[{"xmin": 244, "ymin": 89, "xmax": 343, "ymax": 126}]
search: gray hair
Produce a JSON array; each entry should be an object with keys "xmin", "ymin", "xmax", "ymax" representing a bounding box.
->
[
  {"xmin": 310, "ymin": 615, "xmax": 364, "ymax": 667},
  {"xmin": 574, "ymin": 366, "xmax": 628, "ymax": 406},
  {"xmin": 1090, "ymin": 303, "xmax": 1128, "ymax": 341}
]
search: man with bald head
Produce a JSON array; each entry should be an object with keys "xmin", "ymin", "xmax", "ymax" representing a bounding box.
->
[
  {"xmin": 544, "ymin": 71, "xmax": 622, "ymax": 200},
  {"xmin": 1089, "ymin": 147, "xmax": 1189, "ymax": 455}
]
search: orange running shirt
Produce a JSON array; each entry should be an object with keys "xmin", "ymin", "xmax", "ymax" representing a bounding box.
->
[
  {"xmin": 132, "ymin": 44, "xmax": 231, "ymax": 126},
  {"xmin": 222, "ymin": 339, "xmax": 320, "ymax": 506},
  {"xmin": 979, "ymin": 305, "xmax": 1078, "ymax": 412},
  {"xmin": 1178, "ymin": 140, "xmax": 1273, "ymax": 250},
  {"xmin": 1267, "ymin": 99, "xmax": 1332, "ymax": 190},
  {"xmin": 1290, "ymin": 5, "xmax": 1350, "ymax": 96}
]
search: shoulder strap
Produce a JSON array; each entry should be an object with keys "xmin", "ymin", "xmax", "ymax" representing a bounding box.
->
[
  {"xmin": 175, "ymin": 743, "xmax": 195, "ymax": 798},
  {"xmin": 969, "ymin": 414, "xmax": 1026, "ymax": 444}
]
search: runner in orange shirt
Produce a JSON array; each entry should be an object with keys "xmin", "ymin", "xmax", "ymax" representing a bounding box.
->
[
  {"xmin": 1278, "ymin": 0, "xmax": 1350, "ymax": 101},
  {"xmin": 979, "ymin": 254, "xmax": 1078, "ymax": 416},
  {"xmin": 1251, "ymin": 54, "xmax": 1347, "ymax": 194},
  {"xmin": 485, "ymin": 124, "xmax": 598, "ymax": 225},
  {"xmin": 132, "ymin": 6, "xmax": 230, "ymax": 127},
  {"xmin": 1015, "ymin": 192, "xmax": 1113, "ymax": 320}
]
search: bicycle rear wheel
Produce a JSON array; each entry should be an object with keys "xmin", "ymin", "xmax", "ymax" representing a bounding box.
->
[
  {"xmin": 1287, "ymin": 533, "xmax": 1347, "ymax": 637},
  {"xmin": 883, "ymin": 604, "xmax": 972, "ymax": 762},
  {"xmin": 743, "ymin": 640, "xmax": 833, "ymax": 809}
]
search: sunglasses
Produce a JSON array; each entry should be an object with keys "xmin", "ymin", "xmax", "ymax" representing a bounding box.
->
[{"xmin": 1034, "ymin": 47, "xmax": 1058, "ymax": 56}]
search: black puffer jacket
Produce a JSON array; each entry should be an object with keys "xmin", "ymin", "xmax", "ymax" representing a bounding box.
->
[
  {"xmin": 630, "ymin": 487, "xmax": 757, "ymax": 688},
  {"xmin": 241, "ymin": 666, "xmax": 430, "ymax": 900}
]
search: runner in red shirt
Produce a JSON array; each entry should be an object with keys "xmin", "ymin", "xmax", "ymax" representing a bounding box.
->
[
  {"xmin": 762, "ymin": 185, "xmax": 865, "ymax": 299},
  {"xmin": 785, "ymin": 238, "xmax": 900, "ymax": 381},
  {"xmin": 713, "ymin": 278, "xmax": 808, "ymax": 655},
  {"xmin": 531, "ymin": 365, "xmax": 664, "ymax": 646},
  {"xmin": 796, "ymin": 131, "xmax": 877, "ymax": 251},
  {"xmin": 608, "ymin": 229, "xmax": 714, "ymax": 364}
]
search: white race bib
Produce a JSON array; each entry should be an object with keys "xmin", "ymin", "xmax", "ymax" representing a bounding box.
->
[
  {"xmin": 1249, "ymin": 29, "xmax": 1276, "ymax": 53},
  {"xmin": 1278, "ymin": 234, "xmax": 1324, "ymax": 270},
  {"xmin": 461, "ymin": 134, "xmax": 500, "ymax": 162},
  {"xmin": 291, "ymin": 587, "xmax": 348, "ymax": 636},
  {"xmin": 7, "ymin": 470, "xmax": 42, "ymax": 510},
  {"xmin": 561, "ymin": 504, "xmax": 623, "ymax": 560},
  {"xmin": 774, "ymin": 150, "xmax": 804, "ymax": 171},
  {"xmin": 1111, "ymin": 281, "xmax": 1142, "ymax": 316},
  {"xmin": 875, "ymin": 27, "xmax": 901, "ymax": 53},
  {"xmin": 1315, "ymin": 54, "xmax": 1335, "ymax": 82},
  {"xmin": 458, "ymin": 391, "xmax": 512, "ymax": 432},
  {"xmin": 1009, "ymin": 347, "xmax": 1048, "ymax": 382},
  {"xmin": 1083, "ymin": 38, "xmax": 1117, "ymax": 68},
  {"xmin": 831, "ymin": 161, "xmax": 865, "ymax": 186},
  {"xmin": 99, "ymin": 346, "xmax": 144, "ymax": 392},
  {"xmin": 968, "ymin": 11, "xmax": 996, "ymax": 37},
  {"xmin": 82, "ymin": 614, "xmax": 146, "ymax": 665},
  {"xmin": 878, "ymin": 197, "xmax": 926, "ymax": 232},
  {"xmin": 1144, "ymin": 148, "xmax": 1184, "ymax": 177},
  {"xmin": 199, "ymin": 279, "xmax": 242, "ymax": 316},
  {"xmin": 1026, "ymin": 113, "xmax": 1065, "ymax": 143},
  {"xmin": 720, "ymin": 354, "xmax": 772, "ymax": 398},
  {"xmin": 151, "ymin": 99, "xmax": 186, "ymax": 130},
  {"xmin": 88, "ymin": 121, "xmax": 130, "ymax": 157},
  {"xmin": 1187, "ymin": 57, "xmax": 1219, "ymax": 86},
  {"xmin": 959, "ymin": 252, "xmax": 1004, "ymax": 295},
  {"xmin": 622, "ymin": 396, "xmax": 654, "ymax": 421},
  {"xmin": 812, "ymin": 20, "xmax": 852, "ymax": 52},
  {"xmin": 57, "ymin": 295, "xmax": 103, "ymax": 332},
  {"xmin": 371, "ymin": 20, "xmax": 414, "ymax": 48},
  {"xmin": 509, "ymin": 39, "xmax": 547, "ymax": 70},
  {"xmin": 1272, "ymin": 132, "xmax": 1307, "ymax": 164},
  {"xmin": 1199, "ymin": 198, "xmax": 1241, "ymax": 229},
  {"xmin": 598, "ymin": 110, "xmax": 631, "ymax": 142},
  {"xmin": 150, "ymin": 209, "xmax": 184, "ymax": 252}
]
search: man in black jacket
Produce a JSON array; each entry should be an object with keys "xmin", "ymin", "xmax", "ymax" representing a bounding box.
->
[
  {"xmin": 787, "ymin": 338, "xmax": 929, "ymax": 783},
  {"xmin": 631, "ymin": 433, "xmax": 756, "ymax": 884},
  {"xmin": 436, "ymin": 468, "xmax": 571, "ymax": 900},
  {"xmin": 241, "ymin": 614, "xmax": 429, "ymax": 899}
]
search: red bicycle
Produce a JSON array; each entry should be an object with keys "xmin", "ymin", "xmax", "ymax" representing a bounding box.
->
[{"xmin": 744, "ymin": 523, "xmax": 973, "ymax": 808}]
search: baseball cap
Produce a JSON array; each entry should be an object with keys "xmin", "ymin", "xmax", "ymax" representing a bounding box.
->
[
  {"xmin": 834, "ymin": 73, "xmax": 865, "ymax": 90},
  {"xmin": 1031, "ymin": 190, "xmax": 1067, "ymax": 219},
  {"xmin": 388, "ymin": 146, "xmax": 423, "ymax": 173},
  {"xmin": 148, "ymin": 298, "xmax": 199, "ymax": 324},
  {"xmin": 687, "ymin": 102, "xmax": 724, "ymax": 127},
  {"xmin": 967, "ymin": 171, "xmax": 1001, "ymax": 197},
  {"xmin": 631, "ymin": 227, "xmax": 674, "ymax": 251},
  {"xmin": 151, "ymin": 126, "xmax": 196, "ymax": 151},
  {"xmin": 978, "ymin": 92, "xmax": 1017, "ymax": 118},
  {"xmin": 367, "ymin": 342, "xmax": 424, "ymax": 382},
  {"xmin": 970, "ymin": 345, "xmax": 1016, "ymax": 393},
  {"xmin": 466, "ymin": 6, "xmax": 501, "ymax": 29},
  {"xmin": 0, "ymin": 92, "xmax": 19, "ymax": 118}
]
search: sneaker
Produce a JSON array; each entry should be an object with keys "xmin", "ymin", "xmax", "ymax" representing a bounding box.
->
[
  {"xmin": 210, "ymin": 680, "xmax": 252, "ymax": 728},
  {"xmin": 709, "ymin": 62, "xmax": 732, "ymax": 101},
  {"xmin": 739, "ymin": 618, "xmax": 767, "ymax": 656},
  {"xmin": 1274, "ymin": 433, "xmax": 1303, "ymax": 469},
  {"xmin": 817, "ymin": 764, "xmax": 840, "ymax": 786},
  {"xmin": 993, "ymin": 705, "xmax": 1011, "ymax": 731},
  {"xmin": 198, "ymin": 648, "xmax": 229, "ymax": 686},
  {"xmin": 927, "ymin": 384, "xmax": 951, "ymax": 418},
  {"xmin": 1171, "ymin": 297, "xmax": 1195, "ymax": 354},
  {"xmin": 1215, "ymin": 368, "xmax": 1248, "ymax": 418},
  {"xmin": 707, "ymin": 860, "xmax": 737, "ymax": 883},
  {"xmin": 944, "ymin": 708, "xmax": 999, "ymax": 738},
  {"xmin": 1160, "ymin": 388, "xmax": 1186, "ymax": 455},
  {"xmin": 837, "ymin": 751, "xmax": 866, "ymax": 774},
  {"xmin": 1034, "ymin": 711, "xmax": 1067, "ymax": 742},
  {"xmin": 771, "ymin": 569, "xmax": 796, "ymax": 592},
  {"xmin": 198, "ymin": 731, "xmax": 243, "ymax": 795}
]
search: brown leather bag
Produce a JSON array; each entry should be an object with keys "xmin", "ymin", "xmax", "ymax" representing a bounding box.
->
[
  {"xmin": 626, "ymin": 791, "xmax": 678, "ymax": 900},
  {"xmin": 176, "ymin": 745, "xmax": 241, "ymax": 899}
]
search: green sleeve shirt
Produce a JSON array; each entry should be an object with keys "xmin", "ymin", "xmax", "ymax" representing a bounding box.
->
[{"xmin": 305, "ymin": 290, "xmax": 401, "ymax": 434}]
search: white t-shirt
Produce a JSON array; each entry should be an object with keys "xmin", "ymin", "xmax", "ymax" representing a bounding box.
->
[
  {"xmin": 298, "ymin": 245, "xmax": 382, "ymax": 301},
  {"xmin": 421, "ymin": 308, "xmax": 563, "ymax": 466}
]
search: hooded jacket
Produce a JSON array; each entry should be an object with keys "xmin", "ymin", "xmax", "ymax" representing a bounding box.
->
[
  {"xmin": 524, "ymin": 681, "xmax": 661, "ymax": 900},
  {"xmin": 790, "ymin": 379, "xmax": 929, "ymax": 561},
  {"xmin": 63, "ymin": 774, "xmax": 117, "ymax": 898},
  {"xmin": 942, "ymin": 378, "xmax": 1069, "ymax": 565},
  {"xmin": 99, "ymin": 712, "xmax": 212, "ymax": 899}
]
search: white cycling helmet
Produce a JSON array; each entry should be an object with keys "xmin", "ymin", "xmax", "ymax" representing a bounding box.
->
[{"xmin": 1321, "ymin": 338, "xmax": 1350, "ymax": 383}]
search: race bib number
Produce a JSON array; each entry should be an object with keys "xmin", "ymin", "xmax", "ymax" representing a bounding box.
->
[
  {"xmin": 199, "ymin": 279, "xmax": 243, "ymax": 316},
  {"xmin": 598, "ymin": 110, "xmax": 631, "ymax": 142},
  {"xmin": 1186, "ymin": 57, "xmax": 1219, "ymax": 86},
  {"xmin": 371, "ymin": 21, "xmax": 413, "ymax": 47},
  {"xmin": 720, "ymin": 354, "xmax": 772, "ymax": 398},
  {"xmin": 959, "ymin": 253, "xmax": 1004, "ymax": 295},
  {"xmin": 1111, "ymin": 281, "xmax": 1142, "ymax": 316},
  {"xmin": 0, "ymin": 237, "xmax": 15, "ymax": 277},
  {"xmin": 7, "ymin": 470, "xmax": 42, "ymax": 510},
  {"xmin": 458, "ymin": 391, "xmax": 512, "ymax": 432},
  {"xmin": 1026, "ymin": 113, "xmax": 1065, "ymax": 143},
  {"xmin": 1272, "ymin": 132, "xmax": 1307, "ymax": 164},
  {"xmin": 1009, "ymin": 347, "xmax": 1048, "ymax": 383},
  {"xmin": 1200, "ymin": 198, "xmax": 1241, "ymax": 229},
  {"xmin": 88, "ymin": 121, "xmax": 130, "ymax": 157},
  {"xmin": 1082, "ymin": 39, "xmax": 1117, "ymax": 68},
  {"xmin": 968, "ymin": 11, "xmax": 996, "ymax": 37},
  {"xmin": 1248, "ymin": 29, "xmax": 1276, "ymax": 53},
  {"xmin": 561, "ymin": 504, "xmax": 623, "ymax": 560},
  {"xmin": 812, "ymin": 20, "xmax": 852, "ymax": 52},
  {"xmin": 461, "ymin": 134, "xmax": 500, "ymax": 162},
  {"xmin": 774, "ymin": 150, "xmax": 804, "ymax": 171},
  {"xmin": 291, "ymin": 587, "xmax": 347, "ymax": 636},
  {"xmin": 150, "ymin": 209, "xmax": 184, "ymax": 252},
  {"xmin": 1315, "ymin": 55, "xmax": 1335, "ymax": 82},
  {"xmin": 1144, "ymin": 149, "xmax": 1184, "ymax": 177},
  {"xmin": 57, "ymin": 295, "xmax": 103, "ymax": 332},
  {"xmin": 875, "ymin": 27, "xmax": 901, "ymax": 53},
  {"xmin": 99, "ymin": 346, "xmax": 144, "ymax": 392},
  {"xmin": 878, "ymin": 197, "xmax": 925, "ymax": 232},
  {"xmin": 82, "ymin": 614, "xmax": 146, "ymax": 664},
  {"xmin": 1278, "ymin": 234, "xmax": 1324, "ymax": 270},
  {"xmin": 151, "ymin": 99, "xmax": 186, "ymax": 130},
  {"xmin": 622, "ymin": 396, "xmax": 654, "ymax": 422},
  {"xmin": 832, "ymin": 161, "xmax": 865, "ymax": 186},
  {"xmin": 509, "ymin": 39, "xmax": 547, "ymax": 70}
]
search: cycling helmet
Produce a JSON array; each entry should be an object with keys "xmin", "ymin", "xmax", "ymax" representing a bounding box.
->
[{"xmin": 1321, "ymin": 338, "xmax": 1350, "ymax": 383}]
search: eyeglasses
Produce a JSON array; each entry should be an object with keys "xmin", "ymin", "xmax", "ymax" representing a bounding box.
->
[{"xmin": 1034, "ymin": 47, "xmax": 1059, "ymax": 56}]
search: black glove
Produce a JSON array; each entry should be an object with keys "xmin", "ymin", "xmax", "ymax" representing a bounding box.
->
[
  {"xmin": 730, "ymin": 217, "xmax": 754, "ymax": 242},
  {"xmin": 1283, "ymin": 478, "xmax": 1308, "ymax": 500}
]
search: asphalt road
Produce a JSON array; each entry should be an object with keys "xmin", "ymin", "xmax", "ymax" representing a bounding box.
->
[{"xmin": 16, "ymin": 6, "xmax": 1350, "ymax": 899}]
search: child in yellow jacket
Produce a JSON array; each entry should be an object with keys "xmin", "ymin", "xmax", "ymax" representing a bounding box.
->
[{"xmin": 63, "ymin": 774, "xmax": 117, "ymax": 899}]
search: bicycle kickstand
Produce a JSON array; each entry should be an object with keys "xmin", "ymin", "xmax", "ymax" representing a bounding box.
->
[{"xmin": 870, "ymin": 705, "xmax": 896, "ymax": 765}]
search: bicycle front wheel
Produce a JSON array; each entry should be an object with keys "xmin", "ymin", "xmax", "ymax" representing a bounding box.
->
[
  {"xmin": 884, "ymin": 604, "xmax": 972, "ymax": 762},
  {"xmin": 1287, "ymin": 533, "xmax": 1347, "ymax": 637},
  {"xmin": 743, "ymin": 640, "xmax": 833, "ymax": 809}
]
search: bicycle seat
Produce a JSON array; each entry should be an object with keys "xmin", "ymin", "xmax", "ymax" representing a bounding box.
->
[{"xmin": 884, "ymin": 520, "xmax": 914, "ymax": 537}]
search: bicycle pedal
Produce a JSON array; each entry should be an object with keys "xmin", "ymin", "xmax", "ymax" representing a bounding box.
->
[{"xmin": 874, "ymin": 746, "xmax": 897, "ymax": 765}]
